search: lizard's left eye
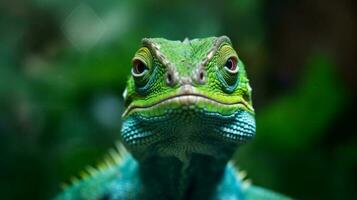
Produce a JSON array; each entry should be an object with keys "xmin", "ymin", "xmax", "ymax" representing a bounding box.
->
[
  {"xmin": 224, "ymin": 57, "xmax": 238, "ymax": 74},
  {"xmin": 218, "ymin": 56, "xmax": 239, "ymax": 91}
]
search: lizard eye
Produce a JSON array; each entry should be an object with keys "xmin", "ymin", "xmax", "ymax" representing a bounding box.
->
[
  {"xmin": 131, "ymin": 47, "xmax": 153, "ymax": 89},
  {"xmin": 224, "ymin": 57, "xmax": 238, "ymax": 74},
  {"xmin": 132, "ymin": 59, "xmax": 149, "ymax": 77},
  {"xmin": 218, "ymin": 56, "xmax": 239, "ymax": 92}
]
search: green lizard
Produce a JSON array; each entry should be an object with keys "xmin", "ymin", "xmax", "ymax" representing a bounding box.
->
[{"xmin": 55, "ymin": 36, "xmax": 291, "ymax": 200}]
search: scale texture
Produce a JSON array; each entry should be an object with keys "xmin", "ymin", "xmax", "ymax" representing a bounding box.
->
[{"xmin": 55, "ymin": 36, "xmax": 291, "ymax": 200}]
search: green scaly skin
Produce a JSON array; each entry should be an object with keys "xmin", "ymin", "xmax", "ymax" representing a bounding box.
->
[{"xmin": 54, "ymin": 36, "xmax": 292, "ymax": 200}]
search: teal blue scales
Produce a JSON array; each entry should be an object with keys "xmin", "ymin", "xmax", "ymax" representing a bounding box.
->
[{"xmin": 54, "ymin": 36, "xmax": 292, "ymax": 200}]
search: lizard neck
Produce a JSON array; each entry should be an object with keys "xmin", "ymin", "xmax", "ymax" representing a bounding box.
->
[{"xmin": 138, "ymin": 154, "xmax": 231, "ymax": 200}]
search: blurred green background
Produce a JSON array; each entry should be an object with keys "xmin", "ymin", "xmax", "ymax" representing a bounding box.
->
[{"xmin": 0, "ymin": 0, "xmax": 356, "ymax": 199}]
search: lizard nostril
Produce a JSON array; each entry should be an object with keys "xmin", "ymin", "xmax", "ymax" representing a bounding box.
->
[
  {"xmin": 166, "ymin": 71, "xmax": 174, "ymax": 86},
  {"xmin": 197, "ymin": 69, "xmax": 206, "ymax": 84},
  {"xmin": 199, "ymin": 71, "xmax": 204, "ymax": 81}
]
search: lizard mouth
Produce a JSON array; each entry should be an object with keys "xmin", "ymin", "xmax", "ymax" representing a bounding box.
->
[{"xmin": 122, "ymin": 93, "xmax": 252, "ymax": 117}]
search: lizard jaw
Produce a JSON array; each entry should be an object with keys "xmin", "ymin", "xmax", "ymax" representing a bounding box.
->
[
  {"xmin": 123, "ymin": 84, "xmax": 253, "ymax": 117},
  {"xmin": 122, "ymin": 93, "xmax": 250, "ymax": 117}
]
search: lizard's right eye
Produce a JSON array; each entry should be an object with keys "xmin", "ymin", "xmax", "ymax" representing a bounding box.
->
[
  {"xmin": 131, "ymin": 47, "xmax": 153, "ymax": 89},
  {"xmin": 132, "ymin": 59, "xmax": 148, "ymax": 77}
]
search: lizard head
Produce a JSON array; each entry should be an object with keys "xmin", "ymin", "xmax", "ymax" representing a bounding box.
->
[{"xmin": 121, "ymin": 36, "xmax": 255, "ymax": 161}]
